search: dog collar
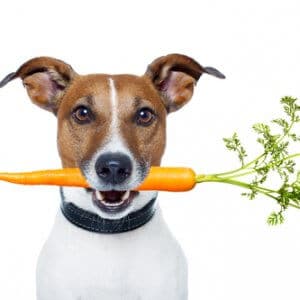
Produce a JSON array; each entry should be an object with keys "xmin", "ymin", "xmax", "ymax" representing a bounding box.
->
[{"xmin": 60, "ymin": 188, "xmax": 157, "ymax": 234}]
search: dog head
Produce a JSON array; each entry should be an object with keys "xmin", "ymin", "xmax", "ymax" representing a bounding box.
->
[{"xmin": 0, "ymin": 54, "xmax": 225, "ymax": 219}]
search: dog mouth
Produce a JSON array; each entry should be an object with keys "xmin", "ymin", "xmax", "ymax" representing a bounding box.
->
[{"xmin": 92, "ymin": 190, "xmax": 138, "ymax": 213}]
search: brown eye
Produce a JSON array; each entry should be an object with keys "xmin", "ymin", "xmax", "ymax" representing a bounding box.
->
[
  {"xmin": 136, "ymin": 107, "xmax": 156, "ymax": 126},
  {"xmin": 72, "ymin": 106, "xmax": 93, "ymax": 124}
]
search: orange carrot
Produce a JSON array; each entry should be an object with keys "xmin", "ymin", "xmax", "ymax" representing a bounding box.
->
[
  {"xmin": 137, "ymin": 167, "xmax": 196, "ymax": 191},
  {"xmin": 0, "ymin": 167, "xmax": 197, "ymax": 192},
  {"xmin": 0, "ymin": 168, "xmax": 90, "ymax": 188}
]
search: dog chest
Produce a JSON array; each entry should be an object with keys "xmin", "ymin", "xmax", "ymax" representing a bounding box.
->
[{"xmin": 36, "ymin": 208, "xmax": 188, "ymax": 299}]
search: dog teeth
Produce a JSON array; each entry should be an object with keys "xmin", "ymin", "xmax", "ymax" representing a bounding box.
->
[
  {"xmin": 122, "ymin": 190, "xmax": 130, "ymax": 201},
  {"xmin": 106, "ymin": 202, "xmax": 121, "ymax": 207},
  {"xmin": 95, "ymin": 190, "xmax": 104, "ymax": 201}
]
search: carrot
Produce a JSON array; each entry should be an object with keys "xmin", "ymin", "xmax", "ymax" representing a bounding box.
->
[
  {"xmin": 137, "ymin": 167, "xmax": 196, "ymax": 191},
  {"xmin": 0, "ymin": 167, "xmax": 197, "ymax": 192},
  {"xmin": 0, "ymin": 169, "xmax": 90, "ymax": 188}
]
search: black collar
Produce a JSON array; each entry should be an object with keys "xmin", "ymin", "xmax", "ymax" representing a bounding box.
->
[{"xmin": 60, "ymin": 188, "xmax": 157, "ymax": 234}]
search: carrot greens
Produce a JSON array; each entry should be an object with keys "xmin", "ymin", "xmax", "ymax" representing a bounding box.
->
[{"xmin": 196, "ymin": 96, "xmax": 300, "ymax": 225}]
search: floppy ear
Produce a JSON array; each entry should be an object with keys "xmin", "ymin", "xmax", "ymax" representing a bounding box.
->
[
  {"xmin": 145, "ymin": 53, "xmax": 225, "ymax": 113},
  {"xmin": 0, "ymin": 57, "xmax": 77, "ymax": 114}
]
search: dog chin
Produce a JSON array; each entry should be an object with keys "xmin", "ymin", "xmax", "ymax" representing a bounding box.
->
[{"xmin": 61, "ymin": 187, "xmax": 157, "ymax": 220}]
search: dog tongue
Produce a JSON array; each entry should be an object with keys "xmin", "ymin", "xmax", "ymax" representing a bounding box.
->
[{"xmin": 101, "ymin": 191, "xmax": 125, "ymax": 202}]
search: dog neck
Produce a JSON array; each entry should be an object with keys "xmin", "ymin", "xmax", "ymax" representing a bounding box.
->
[{"xmin": 59, "ymin": 187, "xmax": 158, "ymax": 233}]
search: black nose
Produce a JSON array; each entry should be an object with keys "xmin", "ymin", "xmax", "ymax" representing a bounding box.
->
[{"xmin": 95, "ymin": 153, "xmax": 133, "ymax": 185}]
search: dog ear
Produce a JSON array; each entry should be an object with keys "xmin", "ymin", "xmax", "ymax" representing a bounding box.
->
[
  {"xmin": 0, "ymin": 57, "xmax": 77, "ymax": 114},
  {"xmin": 145, "ymin": 53, "xmax": 225, "ymax": 113}
]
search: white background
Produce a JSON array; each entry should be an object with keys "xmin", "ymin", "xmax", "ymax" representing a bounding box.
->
[{"xmin": 0, "ymin": 0, "xmax": 300, "ymax": 299}]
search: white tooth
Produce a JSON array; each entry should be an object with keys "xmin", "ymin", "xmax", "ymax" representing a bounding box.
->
[
  {"xmin": 95, "ymin": 191, "xmax": 104, "ymax": 201},
  {"xmin": 122, "ymin": 190, "xmax": 130, "ymax": 201},
  {"xmin": 106, "ymin": 202, "xmax": 120, "ymax": 207}
]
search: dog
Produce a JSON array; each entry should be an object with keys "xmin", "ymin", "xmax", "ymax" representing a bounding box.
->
[{"xmin": 0, "ymin": 54, "xmax": 225, "ymax": 300}]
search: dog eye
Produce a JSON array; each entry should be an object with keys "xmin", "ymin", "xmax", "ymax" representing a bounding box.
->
[
  {"xmin": 135, "ymin": 107, "xmax": 156, "ymax": 126},
  {"xmin": 72, "ymin": 106, "xmax": 93, "ymax": 124}
]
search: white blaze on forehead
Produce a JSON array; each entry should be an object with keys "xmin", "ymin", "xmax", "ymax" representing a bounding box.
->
[
  {"xmin": 105, "ymin": 77, "xmax": 130, "ymax": 154},
  {"xmin": 108, "ymin": 77, "xmax": 118, "ymax": 133}
]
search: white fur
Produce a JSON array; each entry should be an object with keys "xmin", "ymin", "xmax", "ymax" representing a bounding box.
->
[
  {"xmin": 36, "ymin": 188, "xmax": 188, "ymax": 300},
  {"xmin": 109, "ymin": 77, "xmax": 118, "ymax": 131}
]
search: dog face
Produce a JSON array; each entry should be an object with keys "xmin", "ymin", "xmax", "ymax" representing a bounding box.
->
[
  {"xmin": 57, "ymin": 74, "xmax": 167, "ymax": 215},
  {"xmin": 0, "ymin": 55, "xmax": 224, "ymax": 219}
]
